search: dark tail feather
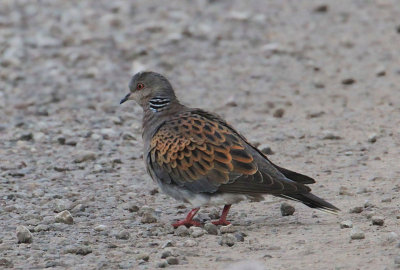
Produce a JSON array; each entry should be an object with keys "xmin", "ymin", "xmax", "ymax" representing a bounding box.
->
[
  {"xmin": 273, "ymin": 165, "xmax": 315, "ymax": 184},
  {"xmin": 278, "ymin": 193, "xmax": 340, "ymax": 215}
]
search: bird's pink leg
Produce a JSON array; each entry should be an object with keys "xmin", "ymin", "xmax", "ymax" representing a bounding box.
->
[
  {"xmin": 172, "ymin": 208, "xmax": 201, "ymax": 228},
  {"xmin": 212, "ymin": 204, "xmax": 232, "ymax": 226}
]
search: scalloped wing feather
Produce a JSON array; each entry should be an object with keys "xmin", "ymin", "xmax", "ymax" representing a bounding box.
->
[{"xmin": 147, "ymin": 110, "xmax": 309, "ymax": 195}]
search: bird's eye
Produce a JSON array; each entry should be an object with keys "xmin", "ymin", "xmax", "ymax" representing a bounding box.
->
[{"xmin": 136, "ymin": 83, "xmax": 145, "ymax": 90}]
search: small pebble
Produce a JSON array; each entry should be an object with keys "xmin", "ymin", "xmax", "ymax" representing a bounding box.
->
[
  {"xmin": 220, "ymin": 224, "xmax": 237, "ymax": 234},
  {"xmin": 371, "ymin": 216, "xmax": 384, "ymax": 226},
  {"xmin": 136, "ymin": 253, "xmax": 149, "ymax": 261},
  {"xmin": 33, "ymin": 224, "xmax": 49, "ymax": 232},
  {"xmin": 166, "ymin": 257, "xmax": 179, "ymax": 265},
  {"xmin": 174, "ymin": 226, "xmax": 189, "ymax": 237},
  {"xmin": 342, "ymin": 78, "xmax": 356, "ymax": 85},
  {"xmin": 375, "ymin": 67, "xmax": 386, "ymax": 77},
  {"xmin": 157, "ymin": 260, "xmax": 168, "ymax": 268},
  {"xmin": 204, "ymin": 223, "xmax": 218, "ymax": 235},
  {"xmin": 73, "ymin": 150, "xmax": 97, "ymax": 163},
  {"xmin": 161, "ymin": 240, "xmax": 174, "ymax": 248},
  {"xmin": 339, "ymin": 186, "xmax": 354, "ymax": 196},
  {"xmin": 116, "ymin": 230, "xmax": 130, "ymax": 240},
  {"xmin": 368, "ymin": 133, "xmax": 377, "ymax": 143},
  {"xmin": 16, "ymin": 225, "xmax": 33, "ymax": 244},
  {"xmin": 189, "ymin": 227, "xmax": 205, "ymax": 238},
  {"xmin": 273, "ymin": 108, "xmax": 285, "ymax": 118},
  {"xmin": 94, "ymin": 225, "xmax": 107, "ymax": 232},
  {"xmin": 18, "ymin": 132, "xmax": 33, "ymax": 141},
  {"xmin": 55, "ymin": 210, "xmax": 73, "ymax": 225},
  {"xmin": 234, "ymin": 232, "xmax": 246, "ymax": 242},
  {"xmin": 65, "ymin": 245, "xmax": 92, "ymax": 256},
  {"xmin": 219, "ymin": 234, "xmax": 236, "ymax": 247},
  {"xmin": 340, "ymin": 220, "xmax": 353, "ymax": 229},
  {"xmin": 349, "ymin": 206, "xmax": 363, "ymax": 214},
  {"xmin": 141, "ymin": 212, "xmax": 157, "ymax": 224},
  {"xmin": 350, "ymin": 229, "xmax": 365, "ymax": 240},
  {"xmin": 280, "ymin": 202, "xmax": 295, "ymax": 216},
  {"xmin": 183, "ymin": 239, "xmax": 198, "ymax": 247},
  {"xmin": 322, "ymin": 131, "xmax": 342, "ymax": 140},
  {"xmin": 161, "ymin": 250, "xmax": 172, "ymax": 259},
  {"xmin": 260, "ymin": 144, "xmax": 274, "ymax": 155},
  {"xmin": 314, "ymin": 4, "xmax": 328, "ymax": 13}
]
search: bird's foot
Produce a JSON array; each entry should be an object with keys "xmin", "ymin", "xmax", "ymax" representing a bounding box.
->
[
  {"xmin": 172, "ymin": 219, "xmax": 201, "ymax": 228},
  {"xmin": 211, "ymin": 219, "xmax": 231, "ymax": 226}
]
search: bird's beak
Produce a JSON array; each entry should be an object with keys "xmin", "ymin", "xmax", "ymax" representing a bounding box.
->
[{"xmin": 120, "ymin": 93, "xmax": 131, "ymax": 104}]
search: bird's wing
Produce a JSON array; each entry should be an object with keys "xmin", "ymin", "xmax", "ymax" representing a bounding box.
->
[{"xmin": 147, "ymin": 109, "xmax": 310, "ymax": 195}]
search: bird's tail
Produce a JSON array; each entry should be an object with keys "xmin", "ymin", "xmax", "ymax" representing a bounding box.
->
[{"xmin": 277, "ymin": 193, "xmax": 340, "ymax": 215}]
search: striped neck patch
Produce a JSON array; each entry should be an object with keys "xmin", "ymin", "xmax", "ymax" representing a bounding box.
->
[{"xmin": 149, "ymin": 97, "xmax": 170, "ymax": 112}]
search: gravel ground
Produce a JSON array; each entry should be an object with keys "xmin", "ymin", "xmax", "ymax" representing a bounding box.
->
[{"xmin": 1, "ymin": 0, "xmax": 400, "ymax": 269}]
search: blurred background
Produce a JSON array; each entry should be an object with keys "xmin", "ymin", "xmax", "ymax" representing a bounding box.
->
[{"xmin": 1, "ymin": 0, "xmax": 399, "ymax": 269}]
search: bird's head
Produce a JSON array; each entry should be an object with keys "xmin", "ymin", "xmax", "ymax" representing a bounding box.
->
[{"xmin": 120, "ymin": 71, "xmax": 177, "ymax": 108}]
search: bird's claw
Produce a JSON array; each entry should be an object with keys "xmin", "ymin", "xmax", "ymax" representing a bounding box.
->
[
  {"xmin": 172, "ymin": 219, "xmax": 201, "ymax": 228},
  {"xmin": 211, "ymin": 219, "xmax": 231, "ymax": 226}
]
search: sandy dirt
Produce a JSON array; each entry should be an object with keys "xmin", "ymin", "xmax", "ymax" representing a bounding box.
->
[{"xmin": 1, "ymin": 0, "xmax": 400, "ymax": 269}]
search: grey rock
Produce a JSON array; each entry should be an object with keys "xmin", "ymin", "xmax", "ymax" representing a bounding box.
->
[
  {"xmin": 34, "ymin": 224, "xmax": 50, "ymax": 232},
  {"xmin": 71, "ymin": 204, "xmax": 86, "ymax": 213},
  {"xmin": 136, "ymin": 253, "xmax": 150, "ymax": 261},
  {"xmin": 65, "ymin": 245, "xmax": 92, "ymax": 255},
  {"xmin": 141, "ymin": 212, "xmax": 157, "ymax": 224},
  {"xmin": 204, "ymin": 223, "xmax": 218, "ymax": 235},
  {"xmin": 341, "ymin": 78, "xmax": 356, "ymax": 85},
  {"xmin": 220, "ymin": 224, "xmax": 237, "ymax": 234},
  {"xmin": 183, "ymin": 239, "xmax": 198, "ymax": 247},
  {"xmin": 368, "ymin": 133, "xmax": 378, "ymax": 143},
  {"xmin": 260, "ymin": 144, "xmax": 274, "ymax": 155},
  {"xmin": 273, "ymin": 108, "xmax": 285, "ymax": 118},
  {"xmin": 94, "ymin": 225, "xmax": 107, "ymax": 232},
  {"xmin": 395, "ymin": 256, "xmax": 400, "ymax": 265},
  {"xmin": 349, "ymin": 206, "xmax": 363, "ymax": 214},
  {"xmin": 161, "ymin": 250, "xmax": 172, "ymax": 258},
  {"xmin": 339, "ymin": 186, "xmax": 354, "ymax": 196},
  {"xmin": 126, "ymin": 203, "xmax": 139, "ymax": 212},
  {"xmin": 307, "ymin": 111, "xmax": 325, "ymax": 119},
  {"xmin": 55, "ymin": 210, "xmax": 73, "ymax": 225},
  {"xmin": 116, "ymin": 230, "xmax": 130, "ymax": 240},
  {"xmin": 122, "ymin": 132, "xmax": 136, "ymax": 140},
  {"xmin": 340, "ymin": 220, "xmax": 353, "ymax": 229},
  {"xmin": 189, "ymin": 226, "xmax": 205, "ymax": 238},
  {"xmin": 157, "ymin": 260, "xmax": 168, "ymax": 268},
  {"xmin": 314, "ymin": 4, "xmax": 328, "ymax": 13},
  {"xmin": 350, "ymin": 229, "xmax": 365, "ymax": 240},
  {"xmin": 219, "ymin": 233, "xmax": 236, "ymax": 247},
  {"xmin": 73, "ymin": 150, "xmax": 97, "ymax": 163},
  {"xmin": 381, "ymin": 196, "xmax": 392, "ymax": 203},
  {"xmin": 371, "ymin": 216, "xmax": 384, "ymax": 226},
  {"xmin": 375, "ymin": 66, "xmax": 386, "ymax": 77},
  {"xmin": 166, "ymin": 257, "xmax": 179, "ymax": 265},
  {"xmin": 174, "ymin": 225, "xmax": 189, "ymax": 237},
  {"xmin": 53, "ymin": 199, "xmax": 72, "ymax": 213},
  {"xmin": 280, "ymin": 202, "xmax": 295, "ymax": 216},
  {"xmin": 234, "ymin": 232, "xmax": 246, "ymax": 242},
  {"xmin": 18, "ymin": 132, "xmax": 33, "ymax": 141},
  {"xmin": 321, "ymin": 130, "xmax": 342, "ymax": 140},
  {"xmin": 161, "ymin": 240, "xmax": 175, "ymax": 248},
  {"xmin": 16, "ymin": 225, "xmax": 33, "ymax": 243}
]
